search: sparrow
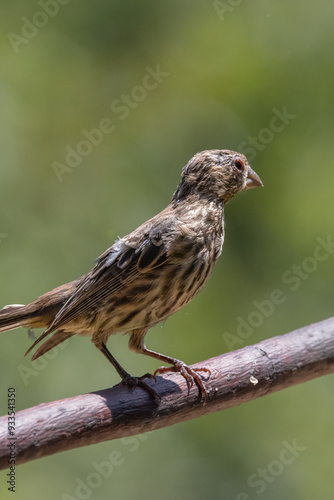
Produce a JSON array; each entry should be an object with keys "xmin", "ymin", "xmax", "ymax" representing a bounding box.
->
[{"xmin": 0, "ymin": 150, "xmax": 262, "ymax": 402}]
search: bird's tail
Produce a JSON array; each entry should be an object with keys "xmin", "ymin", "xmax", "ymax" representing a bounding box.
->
[
  {"xmin": 0, "ymin": 304, "xmax": 44, "ymax": 333},
  {"xmin": 0, "ymin": 280, "xmax": 80, "ymax": 357}
]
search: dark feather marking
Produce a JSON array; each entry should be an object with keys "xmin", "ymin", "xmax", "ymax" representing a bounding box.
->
[
  {"xmin": 108, "ymin": 295, "xmax": 128, "ymax": 309},
  {"xmin": 175, "ymin": 288, "xmax": 185, "ymax": 303},
  {"xmin": 181, "ymin": 260, "xmax": 197, "ymax": 281},
  {"xmin": 127, "ymin": 284, "xmax": 153, "ymax": 298},
  {"xmin": 198, "ymin": 261, "xmax": 206, "ymax": 275},
  {"xmin": 144, "ymin": 311, "xmax": 152, "ymax": 325},
  {"xmin": 162, "ymin": 281, "xmax": 171, "ymax": 297},
  {"xmin": 197, "ymin": 263, "xmax": 210, "ymax": 289},
  {"xmin": 159, "ymin": 305, "xmax": 172, "ymax": 318},
  {"xmin": 118, "ymin": 247, "xmax": 135, "ymax": 269},
  {"xmin": 185, "ymin": 273, "xmax": 200, "ymax": 295},
  {"xmin": 137, "ymin": 241, "xmax": 162, "ymax": 271},
  {"xmin": 152, "ymin": 253, "xmax": 168, "ymax": 268},
  {"xmin": 171, "ymin": 250, "xmax": 187, "ymax": 260},
  {"xmin": 118, "ymin": 309, "xmax": 141, "ymax": 327}
]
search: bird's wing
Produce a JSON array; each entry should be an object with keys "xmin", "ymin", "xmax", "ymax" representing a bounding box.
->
[{"xmin": 44, "ymin": 223, "xmax": 170, "ymax": 334}]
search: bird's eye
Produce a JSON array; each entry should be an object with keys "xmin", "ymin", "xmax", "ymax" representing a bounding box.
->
[{"xmin": 234, "ymin": 159, "xmax": 244, "ymax": 172}]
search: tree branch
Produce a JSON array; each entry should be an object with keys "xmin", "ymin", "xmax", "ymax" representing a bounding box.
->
[{"xmin": 1, "ymin": 316, "xmax": 334, "ymax": 470}]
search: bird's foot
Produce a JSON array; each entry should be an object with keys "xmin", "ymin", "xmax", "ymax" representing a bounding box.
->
[
  {"xmin": 121, "ymin": 372, "xmax": 160, "ymax": 401},
  {"xmin": 154, "ymin": 362, "xmax": 211, "ymax": 404}
]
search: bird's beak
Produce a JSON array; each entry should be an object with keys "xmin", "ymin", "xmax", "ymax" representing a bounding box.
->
[{"xmin": 245, "ymin": 167, "xmax": 263, "ymax": 190}]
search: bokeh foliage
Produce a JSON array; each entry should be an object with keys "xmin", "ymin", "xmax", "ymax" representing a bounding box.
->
[{"xmin": 0, "ymin": 1, "xmax": 333, "ymax": 499}]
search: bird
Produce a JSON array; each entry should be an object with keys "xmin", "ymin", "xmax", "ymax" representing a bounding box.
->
[{"xmin": 0, "ymin": 150, "xmax": 263, "ymax": 402}]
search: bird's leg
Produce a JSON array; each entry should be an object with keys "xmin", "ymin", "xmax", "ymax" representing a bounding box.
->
[
  {"xmin": 128, "ymin": 333, "xmax": 211, "ymax": 404},
  {"xmin": 99, "ymin": 343, "xmax": 160, "ymax": 400}
]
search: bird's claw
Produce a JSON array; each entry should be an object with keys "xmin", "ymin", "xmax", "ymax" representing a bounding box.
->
[
  {"xmin": 121, "ymin": 373, "xmax": 160, "ymax": 401},
  {"xmin": 137, "ymin": 372, "xmax": 157, "ymax": 383},
  {"xmin": 154, "ymin": 362, "xmax": 211, "ymax": 404}
]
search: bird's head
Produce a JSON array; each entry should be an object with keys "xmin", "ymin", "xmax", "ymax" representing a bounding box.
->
[{"xmin": 173, "ymin": 149, "xmax": 263, "ymax": 204}]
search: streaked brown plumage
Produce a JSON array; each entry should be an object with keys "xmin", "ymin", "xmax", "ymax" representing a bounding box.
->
[{"xmin": 0, "ymin": 150, "xmax": 263, "ymax": 402}]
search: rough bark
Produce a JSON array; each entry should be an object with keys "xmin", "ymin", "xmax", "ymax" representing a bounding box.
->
[{"xmin": 0, "ymin": 316, "xmax": 333, "ymax": 470}]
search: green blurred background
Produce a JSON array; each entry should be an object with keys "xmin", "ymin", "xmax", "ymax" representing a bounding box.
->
[{"xmin": 1, "ymin": 1, "xmax": 333, "ymax": 499}]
